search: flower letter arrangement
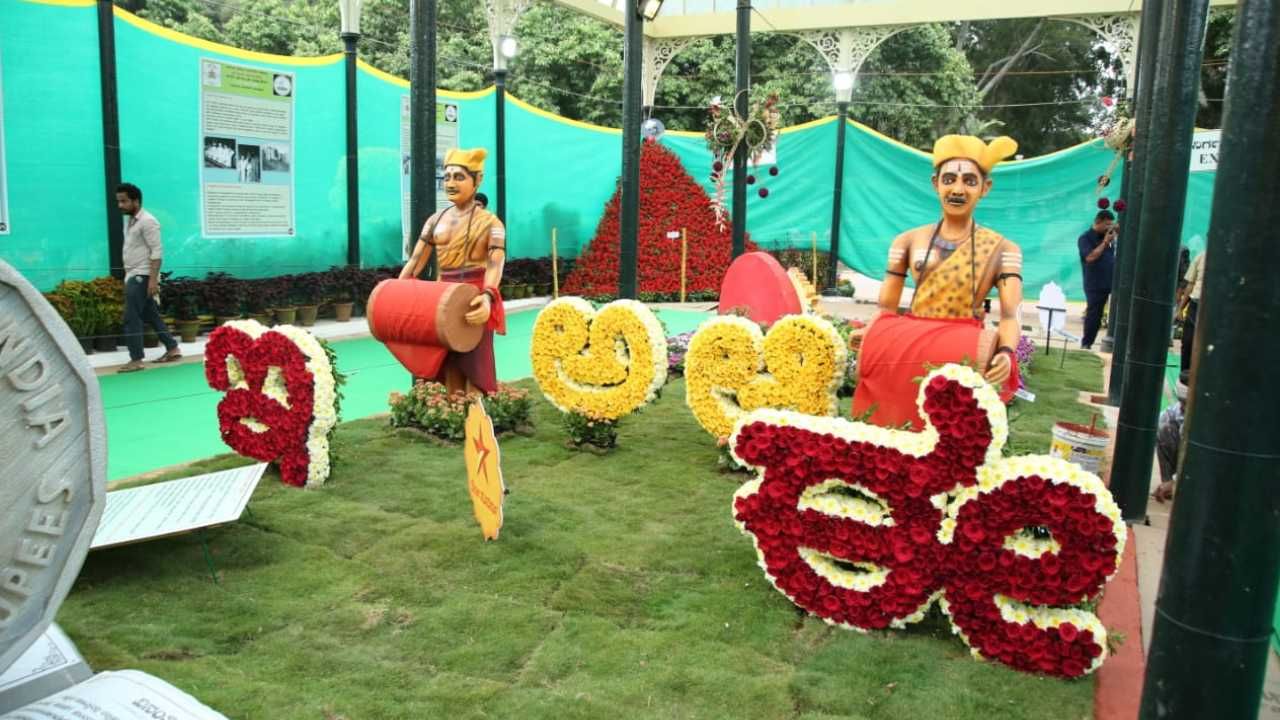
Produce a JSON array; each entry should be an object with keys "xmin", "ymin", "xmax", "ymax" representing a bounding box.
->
[
  {"xmin": 205, "ymin": 320, "xmax": 339, "ymax": 488},
  {"xmin": 731, "ymin": 364, "xmax": 1125, "ymax": 678},
  {"xmin": 530, "ymin": 297, "xmax": 668, "ymax": 438},
  {"xmin": 685, "ymin": 314, "xmax": 846, "ymax": 440}
]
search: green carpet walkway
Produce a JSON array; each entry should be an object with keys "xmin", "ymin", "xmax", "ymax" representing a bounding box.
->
[{"xmin": 100, "ymin": 308, "xmax": 710, "ymax": 481}]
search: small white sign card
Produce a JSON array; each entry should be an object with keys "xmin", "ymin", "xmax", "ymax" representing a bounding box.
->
[
  {"xmin": 91, "ymin": 463, "xmax": 266, "ymax": 551},
  {"xmin": 0, "ymin": 670, "xmax": 228, "ymax": 720}
]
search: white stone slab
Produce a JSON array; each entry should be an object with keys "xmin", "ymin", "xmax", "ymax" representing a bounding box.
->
[
  {"xmin": 91, "ymin": 464, "xmax": 265, "ymax": 551},
  {"xmin": 0, "ymin": 625, "xmax": 90, "ymax": 715},
  {"xmin": 0, "ymin": 670, "xmax": 228, "ymax": 720}
]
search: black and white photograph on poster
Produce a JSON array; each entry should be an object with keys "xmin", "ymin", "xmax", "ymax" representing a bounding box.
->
[
  {"xmin": 237, "ymin": 144, "xmax": 261, "ymax": 183},
  {"xmin": 262, "ymin": 143, "xmax": 290, "ymax": 172},
  {"xmin": 199, "ymin": 57, "xmax": 295, "ymax": 237},
  {"xmin": 0, "ymin": 55, "xmax": 9, "ymax": 235},
  {"xmin": 203, "ymin": 136, "xmax": 237, "ymax": 169}
]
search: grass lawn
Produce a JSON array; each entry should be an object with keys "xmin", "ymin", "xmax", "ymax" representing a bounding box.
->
[{"xmin": 60, "ymin": 352, "xmax": 1105, "ymax": 719}]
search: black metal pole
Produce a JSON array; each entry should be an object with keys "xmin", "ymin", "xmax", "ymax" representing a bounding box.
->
[
  {"xmin": 410, "ymin": 0, "xmax": 437, "ymax": 279},
  {"xmin": 1110, "ymin": 0, "xmax": 1210, "ymax": 523},
  {"xmin": 731, "ymin": 0, "xmax": 750, "ymax": 258},
  {"xmin": 618, "ymin": 3, "xmax": 643, "ymax": 299},
  {"xmin": 96, "ymin": 0, "xmax": 123, "ymax": 279},
  {"xmin": 1140, "ymin": 1, "xmax": 1280, "ymax": 715},
  {"xmin": 1108, "ymin": 0, "xmax": 1164, "ymax": 403},
  {"xmin": 1098, "ymin": 157, "xmax": 1130, "ymax": 354},
  {"xmin": 495, "ymin": 68, "xmax": 507, "ymax": 226},
  {"xmin": 826, "ymin": 101, "xmax": 848, "ymax": 291},
  {"xmin": 342, "ymin": 31, "xmax": 361, "ymax": 267}
]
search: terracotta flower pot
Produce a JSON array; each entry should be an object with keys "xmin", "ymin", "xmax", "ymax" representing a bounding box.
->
[
  {"xmin": 274, "ymin": 307, "xmax": 297, "ymax": 325},
  {"xmin": 177, "ymin": 319, "xmax": 201, "ymax": 343},
  {"xmin": 296, "ymin": 304, "xmax": 319, "ymax": 327},
  {"xmin": 332, "ymin": 301, "xmax": 354, "ymax": 322}
]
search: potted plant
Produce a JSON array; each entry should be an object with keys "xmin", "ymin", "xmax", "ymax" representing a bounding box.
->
[
  {"xmin": 327, "ymin": 265, "xmax": 357, "ymax": 322},
  {"xmin": 291, "ymin": 272, "xmax": 327, "ymax": 326},
  {"xmin": 88, "ymin": 276, "xmax": 125, "ymax": 351},
  {"xmin": 43, "ymin": 291, "xmax": 85, "ymax": 353},
  {"xmin": 265, "ymin": 277, "xmax": 295, "ymax": 325},
  {"xmin": 163, "ymin": 275, "xmax": 203, "ymax": 342},
  {"xmin": 241, "ymin": 279, "xmax": 274, "ymax": 325},
  {"xmin": 203, "ymin": 272, "xmax": 244, "ymax": 325},
  {"xmin": 50, "ymin": 280, "xmax": 103, "ymax": 354}
]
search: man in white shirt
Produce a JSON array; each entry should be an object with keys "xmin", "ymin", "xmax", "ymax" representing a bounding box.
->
[{"xmin": 116, "ymin": 182, "xmax": 180, "ymax": 372}]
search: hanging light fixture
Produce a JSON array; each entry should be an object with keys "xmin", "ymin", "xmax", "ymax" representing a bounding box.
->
[{"xmin": 639, "ymin": 0, "xmax": 665, "ymax": 21}]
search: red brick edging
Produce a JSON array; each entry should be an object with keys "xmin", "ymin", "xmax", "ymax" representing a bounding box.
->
[{"xmin": 1094, "ymin": 526, "xmax": 1145, "ymax": 720}]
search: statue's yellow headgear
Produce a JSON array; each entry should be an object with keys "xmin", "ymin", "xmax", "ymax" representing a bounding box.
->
[
  {"xmin": 931, "ymin": 135, "xmax": 1018, "ymax": 175},
  {"xmin": 443, "ymin": 148, "xmax": 487, "ymax": 173}
]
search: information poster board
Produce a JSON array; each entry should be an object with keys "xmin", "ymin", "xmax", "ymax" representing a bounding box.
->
[
  {"xmin": 0, "ymin": 54, "xmax": 10, "ymax": 235},
  {"xmin": 400, "ymin": 97, "xmax": 459, "ymax": 256},
  {"xmin": 1189, "ymin": 129, "xmax": 1220, "ymax": 173},
  {"xmin": 199, "ymin": 58, "xmax": 295, "ymax": 237}
]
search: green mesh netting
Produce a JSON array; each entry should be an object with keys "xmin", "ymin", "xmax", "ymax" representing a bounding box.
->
[{"xmin": 0, "ymin": 0, "xmax": 1216, "ymax": 299}]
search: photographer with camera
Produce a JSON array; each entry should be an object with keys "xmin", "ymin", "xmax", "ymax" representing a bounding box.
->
[{"xmin": 1078, "ymin": 209, "xmax": 1117, "ymax": 350}]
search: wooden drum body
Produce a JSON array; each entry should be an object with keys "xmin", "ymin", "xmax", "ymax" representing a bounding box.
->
[{"xmin": 367, "ymin": 279, "xmax": 483, "ymax": 378}]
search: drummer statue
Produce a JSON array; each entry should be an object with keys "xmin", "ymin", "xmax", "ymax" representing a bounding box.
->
[
  {"xmin": 400, "ymin": 148, "xmax": 506, "ymax": 394},
  {"xmin": 851, "ymin": 135, "xmax": 1023, "ymax": 428}
]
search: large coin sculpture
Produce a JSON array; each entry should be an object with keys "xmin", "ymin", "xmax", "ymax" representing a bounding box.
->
[{"xmin": 0, "ymin": 260, "xmax": 106, "ymax": 672}]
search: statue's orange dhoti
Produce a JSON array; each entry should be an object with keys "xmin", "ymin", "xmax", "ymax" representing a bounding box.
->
[
  {"xmin": 851, "ymin": 135, "xmax": 1024, "ymax": 429},
  {"xmin": 368, "ymin": 148, "xmax": 507, "ymax": 394}
]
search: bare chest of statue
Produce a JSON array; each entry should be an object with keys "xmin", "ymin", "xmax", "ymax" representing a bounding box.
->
[{"xmin": 432, "ymin": 207, "xmax": 472, "ymax": 247}]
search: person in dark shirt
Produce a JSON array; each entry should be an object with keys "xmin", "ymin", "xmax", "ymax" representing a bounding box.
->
[{"xmin": 1077, "ymin": 209, "xmax": 1117, "ymax": 349}]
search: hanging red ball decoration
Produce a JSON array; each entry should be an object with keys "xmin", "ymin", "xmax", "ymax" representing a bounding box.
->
[
  {"xmin": 769, "ymin": 166, "xmax": 779, "ymax": 177},
  {"xmin": 1114, "ymin": 199, "xmax": 1127, "ymax": 212},
  {"xmin": 747, "ymin": 175, "xmax": 756, "ymax": 185},
  {"xmin": 713, "ymin": 161, "xmax": 724, "ymax": 172},
  {"xmin": 758, "ymin": 188, "xmax": 769, "ymax": 198},
  {"xmin": 1097, "ymin": 198, "xmax": 1111, "ymax": 209}
]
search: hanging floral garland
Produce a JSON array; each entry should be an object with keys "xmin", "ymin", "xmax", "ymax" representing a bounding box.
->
[{"xmin": 704, "ymin": 92, "xmax": 782, "ymax": 229}]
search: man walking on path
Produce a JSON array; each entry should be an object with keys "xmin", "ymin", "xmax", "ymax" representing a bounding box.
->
[
  {"xmin": 116, "ymin": 182, "xmax": 180, "ymax": 373},
  {"xmin": 1077, "ymin": 209, "xmax": 1116, "ymax": 349}
]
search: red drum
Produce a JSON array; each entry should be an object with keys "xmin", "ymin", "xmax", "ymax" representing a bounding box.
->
[
  {"xmin": 367, "ymin": 279, "xmax": 483, "ymax": 378},
  {"xmin": 851, "ymin": 314, "xmax": 1016, "ymax": 430},
  {"xmin": 718, "ymin": 252, "xmax": 803, "ymax": 325}
]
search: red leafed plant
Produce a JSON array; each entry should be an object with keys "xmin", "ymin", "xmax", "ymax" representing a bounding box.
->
[{"xmin": 562, "ymin": 139, "xmax": 757, "ymax": 300}]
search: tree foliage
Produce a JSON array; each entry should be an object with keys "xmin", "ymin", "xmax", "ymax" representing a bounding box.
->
[{"xmin": 112, "ymin": 1, "xmax": 1229, "ymax": 154}]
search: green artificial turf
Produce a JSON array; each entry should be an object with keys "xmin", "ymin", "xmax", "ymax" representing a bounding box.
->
[{"xmin": 62, "ymin": 353, "xmax": 1104, "ymax": 719}]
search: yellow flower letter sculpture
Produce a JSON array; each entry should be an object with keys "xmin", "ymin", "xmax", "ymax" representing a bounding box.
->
[
  {"xmin": 685, "ymin": 314, "xmax": 846, "ymax": 439},
  {"xmin": 530, "ymin": 297, "xmax": 668, "ymax": 421}
]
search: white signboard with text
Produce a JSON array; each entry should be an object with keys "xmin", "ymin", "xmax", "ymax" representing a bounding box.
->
[
  {"xmin": 1189, "ymin": 130, "xmax": 1220, "ymax": 172},
  {"xmin": 199, "ymin": 58, "xmax": 296, "ymax": 237},
  {"xmin": 400, "ymin": 96, "xmax": 460, "ymax": 257},
  {"xmin": 91, "ymin": 463, "xmax": 265, "ymax": 550}
]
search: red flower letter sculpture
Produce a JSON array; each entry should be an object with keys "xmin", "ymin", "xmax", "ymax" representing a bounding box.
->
[
  {"xmin": 731, "ymin": 364, "xmax": 1125, "ymax": 677},
  {"xmin": 205, "ymin": 320, "xmax": 339, "ymax": 488}
]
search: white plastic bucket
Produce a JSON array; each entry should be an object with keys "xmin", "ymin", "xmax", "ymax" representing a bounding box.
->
[{"xmin": 1049, "ymin": 422, "xmax": 1110, "ymax": 475}]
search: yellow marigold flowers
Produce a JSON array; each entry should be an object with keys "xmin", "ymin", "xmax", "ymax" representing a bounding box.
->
[
  {"xmin": 530, "ymin": 297, "xmax": 667, "ymax": 421},
  {"xmin": 685, "ymin": 314, "xmax": 846, "ymax": 438}
]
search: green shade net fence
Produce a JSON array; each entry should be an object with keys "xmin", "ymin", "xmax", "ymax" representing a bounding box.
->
[{"xmin": 0, "ymin": 0, "xmax": 1216, "ymax": 298}]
